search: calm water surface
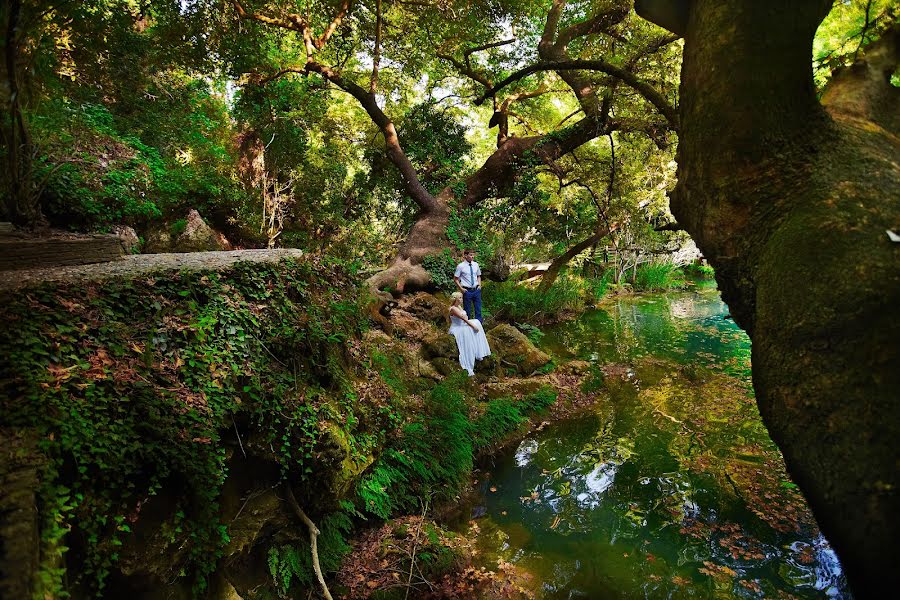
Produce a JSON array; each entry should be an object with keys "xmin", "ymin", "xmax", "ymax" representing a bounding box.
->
[{"xmin": 472, "ymin": 282, "xmax": 848, "ymax": 599}]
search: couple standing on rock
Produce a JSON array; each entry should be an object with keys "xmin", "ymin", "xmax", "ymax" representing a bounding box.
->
[{"xmin": 448, "ymin": 249, "xmax": 491, "ymax": 376}]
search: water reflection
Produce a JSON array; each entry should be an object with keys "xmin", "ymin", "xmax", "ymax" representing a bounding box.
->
[{"xmin": 473, "ymin": 285, "xmax": 848, "ymax": 599}]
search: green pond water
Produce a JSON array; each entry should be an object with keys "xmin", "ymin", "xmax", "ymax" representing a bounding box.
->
[{"xmin": 471, "ymin": 282, "xmax": 849, "ymax": 599}]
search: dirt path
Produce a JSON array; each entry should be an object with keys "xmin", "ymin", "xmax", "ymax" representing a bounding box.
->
[{"xmin": 0, "ymin": 249, "xmax": 305, "ymax": 292}]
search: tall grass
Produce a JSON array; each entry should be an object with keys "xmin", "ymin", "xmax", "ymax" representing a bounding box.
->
[
  {"xmin": 483, "ymin": 272, "xmax": 611, "ymax": 323},
  {"xmin": 633, "ymin": 262, "xmax": 686, "ymax": 291},
  {"xmin": 484, "ymin": 276, "xmax": 582, "ymax": 322}
]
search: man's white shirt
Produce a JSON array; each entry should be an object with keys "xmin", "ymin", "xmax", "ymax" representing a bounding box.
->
[{"xmin": 455, "ymin": 260, "xmax": 482, "ymax": 288}]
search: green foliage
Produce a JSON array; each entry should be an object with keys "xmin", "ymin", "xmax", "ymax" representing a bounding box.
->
[
  {"xmin": 583, "ymin": 271, "xmax": 614, "ymax": 302},
  {"xmin": 33, "ymin": 95, "xmax": 249, "ymax": 231},
  {"xmin": 355, "ymin": 375, "xmax": 473, "ymax": 518},
  {"xmin": 446, "ymin": 204, "xmax": 494, "ymax": 259},
  {"xmin": 267, "ymin": 512, "xmax": 352, "ymax": 597},
  {"xmin": 355, "ymin": 380, "xmax": 557, "ymax": 519},
  {"xmin": 402, "ymin": 103, "xmax": 472, "ymax": 194},
  {"xmin": 515, "ymin": 322, "xmax": 545, "ymax": 346},
  {"xmin": 0, "ymin": 258, "xmax": 368, "ymax": 594},
  {"xmin": 681, "ymin": 263, "xmax": 716, "ymax": 280},
  {"xmin": 633, "ymin": 262, "xmax": 686, "ymax": 292},
  {"xmin": 169, "ymin": 218, "xmax": 188, "ymax": 237},
  {"xmin": 471, "ymin": 387, "xmax": 558, "ymax": 451},
  {"xmin": 421, "ymin": 250, "xmax": 459, "ymax": 292}
]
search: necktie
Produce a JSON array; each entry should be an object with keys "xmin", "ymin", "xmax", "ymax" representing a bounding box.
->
[{"xmin": 469, "ymin": 262, "xmax": 474, "ymax": 288}]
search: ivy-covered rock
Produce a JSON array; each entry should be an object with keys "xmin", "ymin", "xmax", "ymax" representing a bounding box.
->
[{"xmin": 0, "ymin": 256, "xmax": 373, "ymax": 597}]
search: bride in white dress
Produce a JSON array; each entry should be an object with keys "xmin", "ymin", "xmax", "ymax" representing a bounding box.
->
[{"xmin": 448, "ymin": 291, "xmax": 491, "ymax": 376}]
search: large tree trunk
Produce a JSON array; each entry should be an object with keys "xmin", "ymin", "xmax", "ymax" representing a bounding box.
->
[
  {"xmin": 2, "ymin": 0, "xmax": 42, "ymax": 228},
  {"xmin": 649, "ymin": 1, "xmax": 899, "ymax": 594}
]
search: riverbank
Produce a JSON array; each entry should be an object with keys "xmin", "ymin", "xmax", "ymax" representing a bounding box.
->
[{"xmin": 2, "ymin": 254, "xmax": 623, "ymax": 599}]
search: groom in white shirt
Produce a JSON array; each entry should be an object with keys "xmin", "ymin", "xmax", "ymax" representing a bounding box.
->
[{"xmin": 454, "ymin": 248, "xmax": 482, "ymax": 321}]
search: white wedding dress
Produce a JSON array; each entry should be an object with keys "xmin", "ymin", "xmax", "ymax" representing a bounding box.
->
[{"xmin": 448, "ymin": 311, "xmax": 491, "ymax": 376}]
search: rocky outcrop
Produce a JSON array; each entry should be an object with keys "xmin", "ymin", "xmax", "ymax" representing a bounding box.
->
[
  {"xmin": 397, "ymin": 292, "xmax": 448, "ymax": 326},
  {"xmin": 113, "ymin": 225, "xmax": 140, "ymax": 254},
  {"xmin": 144, "ymin": 209, "xmax": 232, "ymax": 253},
  {"xmin": 486, "ymin": 324, "xmax": 551, "ymax": 375},
  {"xmin": 420, "ymin": 322, "xmax": 550, "ymax": 379}
]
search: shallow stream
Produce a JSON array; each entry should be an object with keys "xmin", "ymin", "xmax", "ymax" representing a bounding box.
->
[{"xmin": 471, "ymin": 282, "xmax": 849, "ymax": 598}]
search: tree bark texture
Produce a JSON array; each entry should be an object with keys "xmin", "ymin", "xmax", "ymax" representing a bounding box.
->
[
  {"xmin": 2, "ymin": 0, "xmax": 42, "ymax": 228},
  {"xmin": 667, "ymin": 1, "xmax": 899, "ymax": 594}
]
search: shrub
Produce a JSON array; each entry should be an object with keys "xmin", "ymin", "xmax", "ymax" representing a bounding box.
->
[
  {"xmin": 422, "ymin": 250, "xmax": 458, "ymax": 292},
  {"xmin": 515, "ymin": 322, "xmax": 544, "ymax": 345},
  {"xmin": 682, "ymin": 262, "xmax": 716, "ymax": 279}
]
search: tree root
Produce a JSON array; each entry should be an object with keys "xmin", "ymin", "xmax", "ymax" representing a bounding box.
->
[
  {"xmin": 365, "ymin": 258, "xmax": 434, "ymax": 333},
  {"xmin": 283, "ymin": 483, "xmax": 334, "ymax": 600}
]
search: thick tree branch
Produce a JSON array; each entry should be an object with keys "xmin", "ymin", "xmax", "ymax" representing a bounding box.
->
[
  {"xmin": 370, "ymin": 0, "xmax": 382, "ymax": 93},
  {"xmin": 315, "ymin": 0, "xmax": 352, "ymax": 49},
  {"xmin": 302, "ymin": 61, "xmax": 442, "ymax": 214},
  {"xmin": 463, "ymin": 38, "xmax": 515, "ymax": 64},
  {"xmin": 555, "ymin": 2, "xmax": 630, "ymax": 48},
  {"xmin": 437, "ymin": 52, "xmax": 493, "ymax": 88},
  {"xmin": 476, "ymin": 60, "xmax": 679, "ymax": 128},
  {"xmin": 232, "ymin": 1, "xmax": 308, "ymax": 33},
  {"xmin": 539, "ymin": 223, "xmax": 617, "ymax": 291},
  {"xmin": 538, "ymin": 0, "xmax": 605, "ymax": 116}
]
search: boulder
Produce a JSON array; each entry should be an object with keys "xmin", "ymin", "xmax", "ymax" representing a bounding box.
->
[
  {"xmin": 422, "ymin": 331, "xmax": 458, "ymax": 360},
  {"xmin": 474, "ymin": 353, "xmax": 501, "ymax": 376},
  {"xmin": 318, "ymin": 422, "xmax": 375, "ymax": 501},
  {"xmin": 431, "ymin": 357, "xmax": 463, "ymax": 377},
  {"xmin": 113, "ymin": 225, "xmax": 141, "ymax": 254},
  {"xmin": 143, "ymin": 209, "xmax": 231, "ymax": 253},
  {"xmin": 142, "ymin": 227, "xmax": 173, "ymax": 253},
  {"xmin": 397, "ymin": 292, "xmax": 448, "ymax": 326},
  {"xmin": 557, "ymin": 360, "xmax": 591, "ymax": 375},
  {"xmin": 174, "ymin": 209, "xmax": 230, "ymax": 252},
  {"xmin": 486, "ymin": 324, "xmax": 551, "ymax": 375},
  {"xmin": 389, "ymin": 310, "xmax": 433, "ymax": 342}
]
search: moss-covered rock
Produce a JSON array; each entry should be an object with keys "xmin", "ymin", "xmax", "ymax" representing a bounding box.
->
[
  {"xmin": 431, "ymin": 357, "xmax": 463, "ymax": 377},
  {"xmin": 397, "ymin": 292, "xmax": 448, "ymax": 326},
  {"xmin": 487, "ymin": 323, "xmax": 551, "ymax": 375},
  {"xmin": 422, "ymin": 330, "xmax": 458, "ymax": 359}
]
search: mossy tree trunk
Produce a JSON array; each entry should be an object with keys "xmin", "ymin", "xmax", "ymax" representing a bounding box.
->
[{"xmin": 640, "ymin": 1, "xmax": 899, "ymax": 594}]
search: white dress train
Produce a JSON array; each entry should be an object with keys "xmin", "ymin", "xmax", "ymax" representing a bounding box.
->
[{"xmin": 449, "ymin": 313, "xmax": 491, "ymax": 376}]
